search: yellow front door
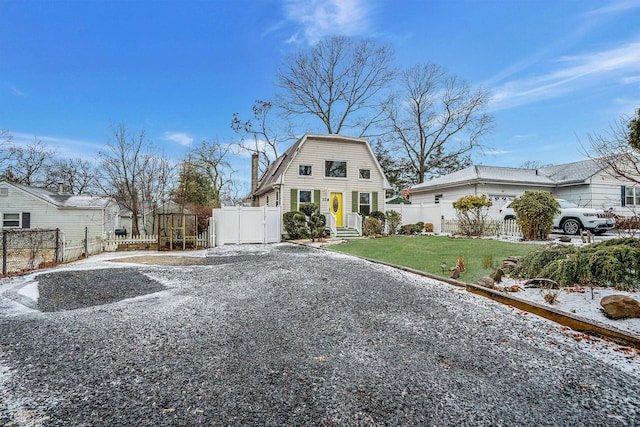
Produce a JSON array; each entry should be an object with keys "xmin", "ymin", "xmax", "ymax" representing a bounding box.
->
[{"xmin": 329, "ymin": 192, "xmax": 343, "ymax": 227}]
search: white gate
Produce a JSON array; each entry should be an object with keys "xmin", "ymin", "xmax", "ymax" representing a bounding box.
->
[{"xmin": 211, "ymin": 206, "xmax": 281, "ymax": 246}]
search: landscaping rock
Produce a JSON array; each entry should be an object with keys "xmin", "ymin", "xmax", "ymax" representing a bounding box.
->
[
  {"xmin": 524, "ymin": 278, "xmax": 559, "ymax": 289},
  {"xmin": 489, "ymin": 268, "xmax": 504, "ymax": 283},
  {"xmin": 476, "ymin": 276, "xmax": 494, "ymax": 288},
  {"xmin": 600, "ymin": 294, "xmax": 640, "ymax": 319},
  {"xmin": 501, "ymin": 260, "xmax": 518, "ymax": 274}
]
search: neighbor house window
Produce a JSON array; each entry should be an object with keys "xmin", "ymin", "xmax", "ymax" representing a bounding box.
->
[
  {"xmin": 275, "ymin": 190, "xmax": 280, "ymax": 207},
  {"xmin": 359, "ymin": 169, "xmax": 371, "ymax": 179},
  {"xmin": 3, "ymin": 213, "xmax": 20, "ymax": 227},
  {"xmin": 0, "ymin": 188, "xmax": 8, "ymax": 197},
  {"xmin": 299, "ymin": 190, "xmax": 312, "ymax": 204},
  {"xmin": 325, "ymin": 160, "xmax": 347, "ymax": 178},
  {"xmin": 626, "ymin": 186, "xmax": 640, "ymax": 206},
  {"xmin": 435, "ymin": 194, "xmax": 443, "ymax": 204},
  {"xmin": 359, "ymin": 192, "xmax": 371, "ymax": 216},
  {"xmin": 299, "ymin": 165, "xmax": 312, "ymax": 176},
  {"xmin": 266, "ymin": 196, "xmax": 270, "ymax": 206}
]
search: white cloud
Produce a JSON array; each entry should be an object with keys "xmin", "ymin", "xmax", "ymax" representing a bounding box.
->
[
  {"xmin": 490, "ymin": 40, "xmax": 640, "ymax": 111},
  {"xmin": 162, "ymin": 131, "xmax": 194, "ymax": 147},
  {"xmin": 586, "ymin": 0, "xmax": 640, "ymax": 16},
  {"xmin": 283, "ymin": 0, "xmax": 371, "ymax": 44},
  {"xmin": 10, "ymin": 132, "xmax": 103, "ymax": 160}
]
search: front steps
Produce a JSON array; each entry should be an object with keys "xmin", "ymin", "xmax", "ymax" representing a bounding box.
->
[{"xmin": 335, "ymin": 227, "xmax": 360, "ymax": 238}]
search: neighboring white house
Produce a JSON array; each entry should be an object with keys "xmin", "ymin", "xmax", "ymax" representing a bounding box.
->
[
  {"xmin": 409, "ymin": 159, "xmax": 640, "ymax": 219},
  {"xmin": 118, "ymin": 200, "xmax": 193, "ymax": 236},
  {"xmin": 0, "ymin": 180, "xmax": 120, "ymax": 242},
  {"xmin": 250, "ymin": 134, "xmax": 391, "ymax": 236}
]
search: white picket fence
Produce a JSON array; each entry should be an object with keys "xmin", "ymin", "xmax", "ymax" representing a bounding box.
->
[
  {"xmin": 61, "ymin": 233, "xmax": 210, "ymax": 262},
  {"xmin": 441, "ymin": 218, "xmax": 522, "ymax": 238}
]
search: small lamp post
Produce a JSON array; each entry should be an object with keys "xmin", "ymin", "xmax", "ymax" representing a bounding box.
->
[{"xmin": 440, "ymin": 261, "xmax": 447, "ymax": 275}]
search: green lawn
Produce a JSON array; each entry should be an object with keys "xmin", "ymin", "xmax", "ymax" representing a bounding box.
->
[{"xmin": 328, "ymin": 235, "xmax": 544, "ymax": 283}]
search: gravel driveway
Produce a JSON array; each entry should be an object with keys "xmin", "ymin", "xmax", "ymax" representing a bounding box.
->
[{"xmin": 0, "ymin": 243, "xmax": 638, "ymax": 426}]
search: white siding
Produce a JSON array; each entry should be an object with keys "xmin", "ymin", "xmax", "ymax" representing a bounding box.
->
[
  {"xmin": 0, "ymin": 183, "xmax": 117, "ymax": 242},
  {"xmin": 281, "ymin": 136, "xmax": 385, "ymax": 214},
  {"xmin": 410, "ymin": 183, "xmax": 553, "ymax": 220}
]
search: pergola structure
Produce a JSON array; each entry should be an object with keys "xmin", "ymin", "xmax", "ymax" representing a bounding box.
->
[{"xmin": 157, "ymin": 213, "xmax": 199, "ymax": 251}]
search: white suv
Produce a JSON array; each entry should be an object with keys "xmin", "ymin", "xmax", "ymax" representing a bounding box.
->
[{"xmin": 499, "ymin": 199, "xmax": 614, "ymax": 235}]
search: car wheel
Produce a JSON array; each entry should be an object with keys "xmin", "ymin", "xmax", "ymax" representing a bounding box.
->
[
  {"xmin": 504, "ymin": 215, "xmax": 515, "ymax": 221},
  {"xmin": 562, "ymin": 219, "xmax": 582, "ymax": 235}
]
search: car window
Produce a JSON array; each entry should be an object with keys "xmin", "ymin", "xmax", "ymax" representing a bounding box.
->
[{"xmin": 557, "ymin": 200, "xmax": 578, "ymax": 208}]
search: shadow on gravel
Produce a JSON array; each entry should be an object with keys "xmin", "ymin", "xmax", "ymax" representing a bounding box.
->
[{"xmin": 37, "ymin": 269, "xmax": 166, "ymax": 312}]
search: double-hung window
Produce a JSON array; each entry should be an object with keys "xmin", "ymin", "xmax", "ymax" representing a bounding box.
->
[
  {"xmin": 299, "ymin": 190, "xmax": 313, "ymax": 204},
  {"xmin": 625, "ymin": 186, "xmax": 640, "ymax": 206},
  {"xmin": 359, "ymin": 192, "xmax": 371, "ymax": 216},
  {"xmin": 3, "ymin": 213, "xmax": 20, "ymax": 227}
]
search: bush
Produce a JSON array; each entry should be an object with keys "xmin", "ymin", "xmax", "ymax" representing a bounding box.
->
[
  {"xmin": 413, "ymin": 222, "xmax": 424, "ymax": 234},
  {"xmin": 370, "ymin": 211, "xmax": 386, "ymax": 226},
  {"xmin": 283, "ymin": 211, "xmax": 308, "ymax": 240},
  {"xmin": 363, "ymin": 217, "xmax": 382, "ymax": 237},
  {"xmin": 452, "ymin": 195, "xmax": 493, "ymax": 236},
  {"xmin": 511, "ymin": 191, "xmax": 559, "ymax": 240},
  {"xmin": 299, "ymin": 202, "xmax": 319, "ymax": 218},
  {"xmin": 385, "ymin": 210, "xmax": 402, "ymax": 235},
  {"xmin": 308, "ymin": 212, "xmax": 327, "ymax": 242},
  {"xmin": 512, "ymin": 238, "xmax": 640, "ymax": 290}
]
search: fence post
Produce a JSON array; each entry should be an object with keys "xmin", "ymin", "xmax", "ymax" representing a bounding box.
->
[
  {"xmin": 2, "ymin": 230, "xmax": 7, "ymax": 276},
  {"xmin": 55, "ymin": 228, "xmax": 60, "ymax": 262}
]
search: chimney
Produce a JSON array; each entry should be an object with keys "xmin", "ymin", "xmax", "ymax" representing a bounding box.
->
[
  {"xmin": 58, "ymin": 182, "xmax": 64, "ymax": 194},
  {"xmin": 251, "ymin": 153, "xmax": 259, "ymax": 207}
]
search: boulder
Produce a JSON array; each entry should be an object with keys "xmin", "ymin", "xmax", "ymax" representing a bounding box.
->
[
  {"xmin": 476, "ymin": 276, "xmax": 494, "ymax": 289},
  {"xmin": 600, "ymin": 295, "xmax": 640, "ymax": 319},
  {"xmin": 501, "ymin": 260, "xmax": 518, "ymax": 274},
  {"xmin": 489, "ymin": 268, "xmax": 504, "ymax": 283}
]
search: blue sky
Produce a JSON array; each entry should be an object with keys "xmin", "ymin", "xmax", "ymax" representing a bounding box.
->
[{"xmin": 1, "ymin": 0, "xmax": 639, "ymax": 186}]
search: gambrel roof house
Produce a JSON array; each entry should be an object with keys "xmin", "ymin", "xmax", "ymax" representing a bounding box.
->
[
  {"xmin": 250, "ymin": 134, "xmax": 391, "ymax": 237},
  {"xmin": 410, "ymin": 159, "xmax": 640, "ymax": 219},
  {"xmin": 0, "ymin": 180, "xmax": 120, "ymax": 242}
]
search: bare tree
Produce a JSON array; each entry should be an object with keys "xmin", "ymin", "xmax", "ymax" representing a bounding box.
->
[
  {"xmin": 520, "ymin": 160, "xmax": 553, "ymax": 169},
  {"xmin": 588, "ymin": 109, "xmax": 640, "ymax": 184},
  {"xmin": 386, "ymin": 64, "xmax": 493, "ymax": 183},
  {"xmin": 189, "ymin": 139, "xmax": 237, "ymax": 208},
  {"xmin": 231, "ymin": 99, "xmax": 292, "ymax": 174},
  {"xmin": 0, "ymin": 129, "xmax": 13, "ymax": 174},
  {"xmin": 2, "ymin": 138, "xmax": 57, "ymax": 185},
  {"xmin": 276, "ymin": 36, "xmax": 395, "ymax": 137},
  {"xmin": 44, "ymin": 158, "xmax": 97, "ymax": 194},
  {"xmin": 98, "ymin": 123, "xmax": 171, "ymax": 235}
]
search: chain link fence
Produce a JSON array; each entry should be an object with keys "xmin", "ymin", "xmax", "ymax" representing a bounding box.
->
[{"xmin": 1, "ymin": 229, "xmax": 61, "ymax": 276}]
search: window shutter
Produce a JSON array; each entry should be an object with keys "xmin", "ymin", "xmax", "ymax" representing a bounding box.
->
[
  {"xmin": 352, "ymin": 191, "xmax": 358, "ymax": 212},
  {"xmin": 291, "ymin": 189, "xmax": 298, "ymax": 211},
  {"xmin": 21, "ymin": 212, "xmax": 31, "ymax": 229},
  {"xmin": 372, "ymin": 192, "xmax": 378, "ymax": 212},
  {"xmin": 621, "ymin": 186, "xmax": 626, "ymax": 207},
  {"xmin": 314, "ymin": 189, "xmax": 320, "ymax": 205}
]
